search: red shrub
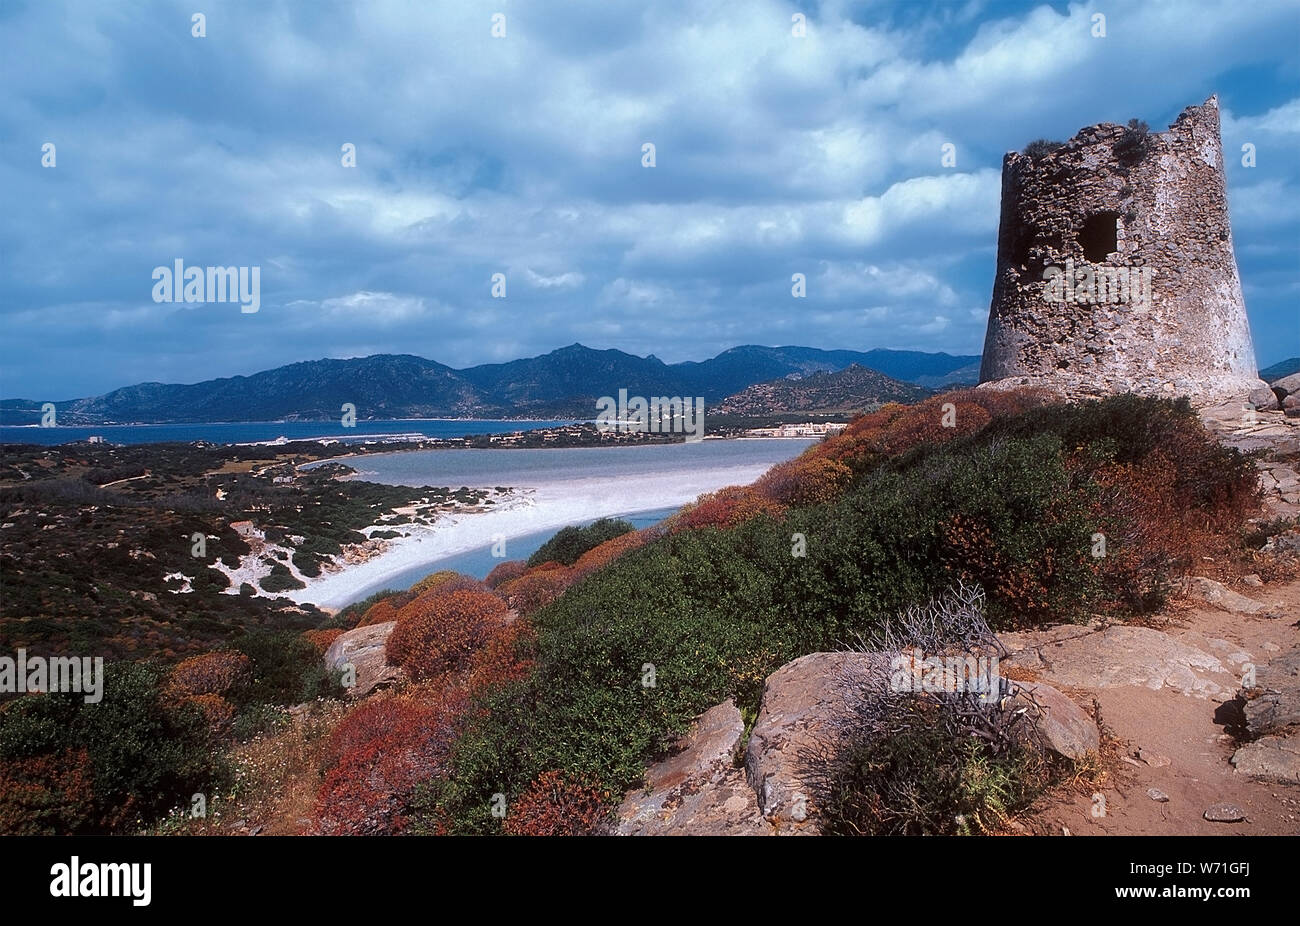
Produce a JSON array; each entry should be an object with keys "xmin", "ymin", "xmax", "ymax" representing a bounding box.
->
[
  {"xmin": 0, "ymin": 748, "xmax": 95, "ymax": 835},
  {"xmin": 316, "ymin": 690, "xmax": 469, "ymax": 835},
  {"xmin": 302, "ymin": 628, "xmax": 344, "ymax": 653},
  {"xmin": 163, "ymin": 650, "xmax": 250, "ymax": 701},
  {"xmin": 466, "ymin": 620, "xmax": 537, "ymax": 697},
  {"xmin": 484, "ymin": 559, "xmax": 527, "ymax": 589},
  {"xmin": 1088, "ymin": 451, "xmax": 1197, "ymax": 610},
  {"xmin": 386, "ymin": 590, "xmax": 508, "ymax": 680},
  {"xmin": 495, "ymin": 569, "xmax": 573, "ymax": 617},
  {"xmin": 503, "ymin": 770, "xmax": 613, "ymax": 836}
]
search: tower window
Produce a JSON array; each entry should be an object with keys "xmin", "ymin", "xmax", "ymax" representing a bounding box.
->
[{"xmin": 1079, "ymin": 212, "xmax": 1120, "ymax": 262}]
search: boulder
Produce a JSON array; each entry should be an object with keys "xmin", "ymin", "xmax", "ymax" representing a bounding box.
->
[
  {"xmin": 1010, "ymin": 681, "xmax": 1100, "ymax": 760},
  {"xmin": 744, "ymin": 652, "xmax": 889, "ymax": 833},
  {"xmin": 323, "ymin": 621, "xmax": 403, "ymax": 698},
  {"xmin": 1272, "ymin": 371, "xmax": 1300, "ymax": 395},
  {"xmin": 1178, "ymin": 576, "xmax": 1268, "ymax": 614},
  {"xmin": 616, "ymin": 699, "xmax": 767, "ymax": 835},
  {"xmin": 1249, "ymin": 384, "xmax": 1279, "ymax": 410},
  {"xmin": 1231, "ymin": 732, "xmax": 1300, "ymax": 784},
  {"xmin": 1242, "ymin": 649, "xmax": 1300, "ymax": 736}
]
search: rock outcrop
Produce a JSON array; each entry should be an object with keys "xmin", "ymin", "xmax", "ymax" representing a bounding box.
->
[
  {"xmin": 744, "ymin": 652, "xmax": 885, "ymax": 833},
  {"xmin": 616, "ymin": 700, "xmax": 767, "ymax": 835}
]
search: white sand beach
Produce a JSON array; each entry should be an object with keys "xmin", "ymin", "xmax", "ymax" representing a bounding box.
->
[{"xmin": 287, "ymin": 457, "xmax": 790, "ymax": 611}]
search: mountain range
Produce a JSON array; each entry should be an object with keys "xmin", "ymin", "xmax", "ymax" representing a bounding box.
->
[{"xmin": 0, "ymin": 344, "xmax": 981, "ymax": 425}]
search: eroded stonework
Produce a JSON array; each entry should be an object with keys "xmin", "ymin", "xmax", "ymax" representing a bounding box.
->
[{"xmin": 979, "ymin": 96, "xmax": 1271, "ymax": 406}]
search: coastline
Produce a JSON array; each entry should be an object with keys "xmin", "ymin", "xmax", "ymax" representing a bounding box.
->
[{"xmin": 287, "ymin": 458, "xmax": 792, "ymax": 611}]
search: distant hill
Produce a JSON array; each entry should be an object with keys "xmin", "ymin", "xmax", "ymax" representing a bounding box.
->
[
  {"xmin": 716, "ymin": 364, "xmax": 930, "ymax": 416},
  {"xmin": 0, "ymin": 344, "xmax": 979, "ymax": 425},
  {"xmin": 1261, "ymin": 358, "xmax": 1300, "ymax": 383}
]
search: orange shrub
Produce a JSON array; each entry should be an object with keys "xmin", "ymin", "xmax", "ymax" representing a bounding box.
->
[
  {"xmin": 409, "ymin": 570, "xmax": 459, "ymax": 596},
  {"xmin": 671, "ymin": 485, "xmax": 785, "ymax": 532},
  {"xmin": 570, "ymin": 529, "xmax": 652, "ymax": 579},
  {"xmin": 357, "ymin": 598, "xmax": 399, "ymax": 628},
  {"xmin": 503, "ymin": 770, "xmax": 613, "ymax": 836},
  {"xmin": 302, "ymin": 628, "xmax": 344, "ymax": 653},
  {"xmin": 163, "ymin": 650, "xmax": 250, "ymax": 702},
  {"xmin": 316, "ymin": 691, "xmax": 468, "ymax": 835},
  {"xmin": 756, "ymin": 454, "xmax": 854, "ymax": 507},
  {"xmin": 484, "ymin": 560, "xmax": 527, "ymax": 589},
  {"xmin": 178, "ymin": 692, "xmax": 236, "ymax": 737},
  {"xmin": 386, "ymin": 590, "xmax": 508, "ymax": 680},
  {"xmin": 495, "ymin": 569, "xmax": 573, "ymax": 617}
]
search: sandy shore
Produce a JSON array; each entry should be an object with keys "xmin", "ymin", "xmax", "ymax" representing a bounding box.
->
[{"xmin": 287, "ymin": 460, "xmax": 781, "ymax": 611}]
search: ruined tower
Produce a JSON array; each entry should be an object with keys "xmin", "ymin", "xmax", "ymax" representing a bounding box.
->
[{"xmin": 979, "ymin": 96, "xmax": 1272, "ymax": 406}]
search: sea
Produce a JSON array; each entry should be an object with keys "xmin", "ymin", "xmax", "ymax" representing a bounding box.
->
[{"xmin": 0, "ymin": 419, "xmax": 573, "ymax": 446}]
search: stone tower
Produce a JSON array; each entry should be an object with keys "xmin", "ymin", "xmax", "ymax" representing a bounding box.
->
[{"xmin": 979, "ymin": 96, "xmax": 1271, "ymax": 406}]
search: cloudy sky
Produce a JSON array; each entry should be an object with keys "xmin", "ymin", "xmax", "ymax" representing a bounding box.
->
[{"xmin": 2, "ymin": 0, "xmax": 1297, "ymax": 399}]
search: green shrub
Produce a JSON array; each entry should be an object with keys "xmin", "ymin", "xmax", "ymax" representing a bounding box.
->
[
  {"xmin": 229, "ymin": 630, "xmax": 345, "ymax": 706},
  {"xmin": 527, "ymin": 518, "xmax": 635, "ymax": 568},
  {"xmin": 0, "ymin": 662, "xmax": 221, "ymax": 833},
  {"xmin": 260, "ymin": 563, "xmax": 305, "ymax": 593}
]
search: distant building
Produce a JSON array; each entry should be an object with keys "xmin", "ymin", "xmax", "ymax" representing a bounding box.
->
[{"xmin": 745, "ymin": 422, "xmax": 849, "ymax": 438}]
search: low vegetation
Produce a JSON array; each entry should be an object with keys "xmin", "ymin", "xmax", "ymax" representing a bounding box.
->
[{"xmin": 0, "ymin": 391, "xmax": 1263, "ymax": 835}]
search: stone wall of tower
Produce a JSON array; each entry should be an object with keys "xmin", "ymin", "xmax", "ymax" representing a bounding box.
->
[{"xmin": 979, "ymin": 96, "xmax": 1271, "ymax": 405}]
